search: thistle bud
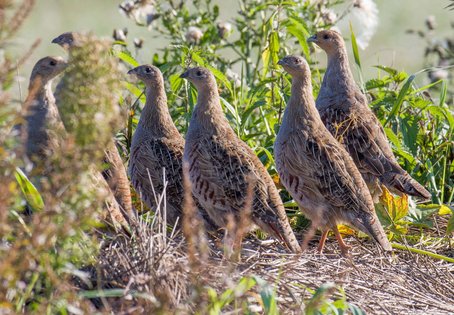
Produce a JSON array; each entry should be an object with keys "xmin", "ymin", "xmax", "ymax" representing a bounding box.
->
[
  {"xmin": 217, "ymin": 21, "xmax": 232, "ymax": 39},
  {"xmin": 185, "ymin": 26, "xmax": 203, "ymax": 44}
]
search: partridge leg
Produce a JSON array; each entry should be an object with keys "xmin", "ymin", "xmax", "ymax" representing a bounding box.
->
[
  {"xmin": 333, "ymin": 225, "xmax": 351, "ymax": 255},
  {"xmin": 317, "ymin": 230, "xmax": 329, "ymax": 253}
]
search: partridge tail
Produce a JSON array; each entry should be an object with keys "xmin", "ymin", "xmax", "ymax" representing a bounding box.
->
[
  {"xmin": 280, "ymin": 224, "xmax": 302, "ymax": 254},
  {"xmin": 102, "ymin": 141, "xmax": 134, "ymax": 221},
  {"xmin": 360, "ymin": 214, "xmax": 392, "ymax": 251},
  {"xmin": 258, "ymin": 219, "xmax": 302, "ymax": 254},
  {"xmin": 385, "ymin": 172, "xmax": 431, "ymax": 200}
]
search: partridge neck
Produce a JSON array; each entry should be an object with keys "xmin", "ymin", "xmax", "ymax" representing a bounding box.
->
[
  {"xmin": 324, "ymin": 48, "xmax": 355, "ymax": 93},
  {"xmin": 193, "ymin": 85, "xmax": 228, "ymax": 133},
  {"xmin": 287, "ymin": 75, "xmax": 320, "ymax": 123},
  {"xmin": 25, "ymin": 78, "xmax": 54, "ymax": 111},
  {"xmin": 141, "ymin": 83, "xmax": 177, "ymax": 136}
]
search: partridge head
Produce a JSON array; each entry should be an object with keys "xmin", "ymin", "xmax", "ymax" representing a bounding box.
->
[
  {"xmin": 30, "ymin": 56, "xmax": 67, "ymax": 85},
  {"xmin": 180, "ymin": 67, "xmax": 217, "ymax": 89},
  {"xmin": 278, "ymin": 55, "xmax": 310, "ymax": 76},
  {"xmin": 307, "ymin": 30, "xmax": 345, "ymax": 56},
  {"xmin": 52, "ymin": 32, "xmax": 78, "ymax": 50},
  {"xmin": 128, "ymin": 64, "xmax": 164, "ymax": 86}
]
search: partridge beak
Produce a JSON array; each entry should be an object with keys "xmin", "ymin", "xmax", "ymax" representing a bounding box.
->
[
  {"xmin": 277, "ymin": 59, "xmax": 286, "ymax": 66},
  {"xmin": 51, "ymin": 37, "xmax": 59, "ymax": 44},
  {"xmin": 127, "ymin": 68, "xmax": 136, "ymax": 75},
  {"xmin": 307, "ymin": 35, "xmax": 317, "ymax": 43},
  {"xmin": 180, "ymin": 71, "xmax": 189, "ymax": 79}
]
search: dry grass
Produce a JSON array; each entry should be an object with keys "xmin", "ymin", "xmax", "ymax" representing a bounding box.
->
[
  {"xmin": 84, "ymin": 208, "xmax": 454, "ymax": 314},
  {"xmin": 233, "ymin": 237, "xmax": 454, "ymax": 314}
]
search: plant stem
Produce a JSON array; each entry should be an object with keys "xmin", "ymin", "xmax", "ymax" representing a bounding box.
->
[{"xmin": 391, "ymin": 242, "xmax": 454, "ymax": 263}]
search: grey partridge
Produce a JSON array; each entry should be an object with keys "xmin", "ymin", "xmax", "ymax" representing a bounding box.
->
[
  {"xmin": 22, "ymin": 56, "xmax": 67, "ymax": 169},
  {"xmin": 308, "ymin": 30, "xmax": 430, "ymax": 201},
  {"xmin": 180, "ymin": 67, "xmax": 301, "ymax": 253},
  {"xmin": 275, "ymin": 55, "xmax": 391, "ymax": 254},
  {"xmin": 22, "ymin": 57, "xmax": 126, "ymax": 231},
  {"xmin": 128, "ymin": 65, "xmax": 215, "ymax": 229},
  {"xmin": 52, "ymin": 32, "xmax": 134, "ymax": 221}
]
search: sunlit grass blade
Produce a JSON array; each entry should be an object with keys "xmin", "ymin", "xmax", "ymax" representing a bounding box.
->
[
  {"xmin": 439, "ymin": 80, "xmax": 447, "ymax": 106},
  {"xmin": 14, "ymin": 167, "xmax": 44, "ymax": 212},
  {"xmin": 349, "ymin": 23, "xmax": 361, "ymax": 69}
]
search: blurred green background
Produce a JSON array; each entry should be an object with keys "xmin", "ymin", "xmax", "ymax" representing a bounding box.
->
[{"xmin": 12, "ymin": 0, "xmax": 453, "ymax": 99}]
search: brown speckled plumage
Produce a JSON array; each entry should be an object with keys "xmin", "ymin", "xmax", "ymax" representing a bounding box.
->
[
  {"xmin": 308, "ymin": 30, "xmax": 430, "ymax": 201},
  {"xmin": 52, "ymin": 32, "xmax": 134, "ymax": 220},
  {"xmin": 22, "ymin": 56, "xmax": 67, "ymax": 169},
  {"xmin": 22, "ymin": 56, "xmax": 127, "ymax": 230},
  {"xmin": 102, "ymin": 141, "xmax": 134, "ymax": 221},
  {"xmin": 128, "ymin": 65, "xmax": 215, "ymax": 229},
  {"xmin": 274, "ymin": 55, "xmax": 391, "ymax": 253},
  {"xmin": 180, "ymin": 67, "xmax": 301, "ymax": 253}
]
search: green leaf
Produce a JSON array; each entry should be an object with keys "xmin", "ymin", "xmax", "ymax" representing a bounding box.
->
[
  {"xmin": 191, "ymin": 50, "xmax": 205, "ymax": 65},
  {"xmin": 256, "ymin": 146, "xmax": 275, "ymax": 168},
  {"xmin": 447, "ymin": 214, "xmax": 454, "ymax": 234},
  {"xmin": 262, "ymin": 46, "xmax": 271, "ymax": 77},
  {"xmin": 14, "ymin": 167, "xmax": 44, "ymax": 212},
  {"xmin": 254, "ymin": 276, "xmax": 278, "ymax": 315},
  {"xmin": 384, "ymin": 127, "xmax": 401, "ymax": 149},
  {"xmin": 407, "ymin": 204, "xmax": 439, "ymax": 228},
  {"xmin": 241, "ymin": 100, "xmax": 266, "ymax": 126},
  {"xmin": 411, "ymin": 79, "xmax": 442, "ymax": 95},
  {"xmin": 385, "ymin": 74, "xmax": 416, "ymax": 126},
  {"xmin": 365, "ymin": 78, "xmax": 391, "ymax": 90},
  {"xmin": 349, "ymin": 304, "xmax": 366, "ymax": 315},
  {"xmin": 305, "ymin": 282, "xmax": 336, "ymax": 315},
  {"xmin": 349, "ymin": 23, "xmax": 361, "ymax": 69},
  {"xmin": 269, "ymin": 31, "xmax": 280, "ymax": 65},
  {"xmin": 427, "ymin": 105, "xmax": 454, "ymax": 132},
  {"xmin": 373, "ymin": 65, "xmax": 398, "ymax": 76},
  {"xmin": 400, "ymin": 115, "xmax": 419, "ymax": 155},
  {"xmin": 124, "ymin": 82, "xmax": 145, "ymax": 102},
  {"xmin": 220, "ymin": 97, "xmax": 240, "ymax": 124},
  {"xmin": 215, "ymin": 277, "xmax": 256, "ymax": 309},
  {"xmin": 113, "ymin": 50, "xmax": 139, "ymax": 67},
  {"xmin": 206, "ymin": 65, "xmax": 233, "ymax": 94},
  {"xmin": 284, "ymin": 17, "xmax": 311, "ymax": 59},
  {"xmin": 169, "ymin": 73, "xmax": 184, "ymax": 94}
]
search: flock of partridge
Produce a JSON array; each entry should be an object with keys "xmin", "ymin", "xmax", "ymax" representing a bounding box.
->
[{"xmin": 21, "ymin": 29, "xmax": 430, "ymax": 255}]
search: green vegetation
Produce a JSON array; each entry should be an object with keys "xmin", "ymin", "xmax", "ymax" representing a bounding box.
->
[{"xmin": 0, "ymin": 0, "xmax": 452, "ymax": 314}]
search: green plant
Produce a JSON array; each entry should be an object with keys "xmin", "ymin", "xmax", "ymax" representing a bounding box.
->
[{"xmin": 119, "ymin": 0, "xmax": 452, "ymax": 235}]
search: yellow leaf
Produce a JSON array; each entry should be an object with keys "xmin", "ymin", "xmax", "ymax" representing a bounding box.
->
[
  {"xmin": 378, "ymin": 186, "xmax": 409, "ymax": 221},
  {"xmin": 439, "ymin": 205, "xmax": 452, "ymax": 216},
  {"xmin": 272, "ymin": 174, "xmax": 280, "ymax": 185},
  {"xmin": 337, "ymin": 224, "xmax": 356, "ymax": 236}
]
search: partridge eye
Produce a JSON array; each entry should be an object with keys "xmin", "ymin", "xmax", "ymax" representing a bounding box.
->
[
  {"xmin": 294, "ymin": 58, "xmax": 300, "ymax": 64},
  {"xmin": 196, "ymin": 70, "xmax": 202, "ymax": 76},
  {"xmin": 323, "ymin": 34, "xmax": 329, "ymax": 40},
  {"xmin": 49, "ymin": 60, "xmax": 57, "ymax": 66},
  {"xmin": 145, "ymin": 67, "xmax": 152, "ymax": 73}
]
